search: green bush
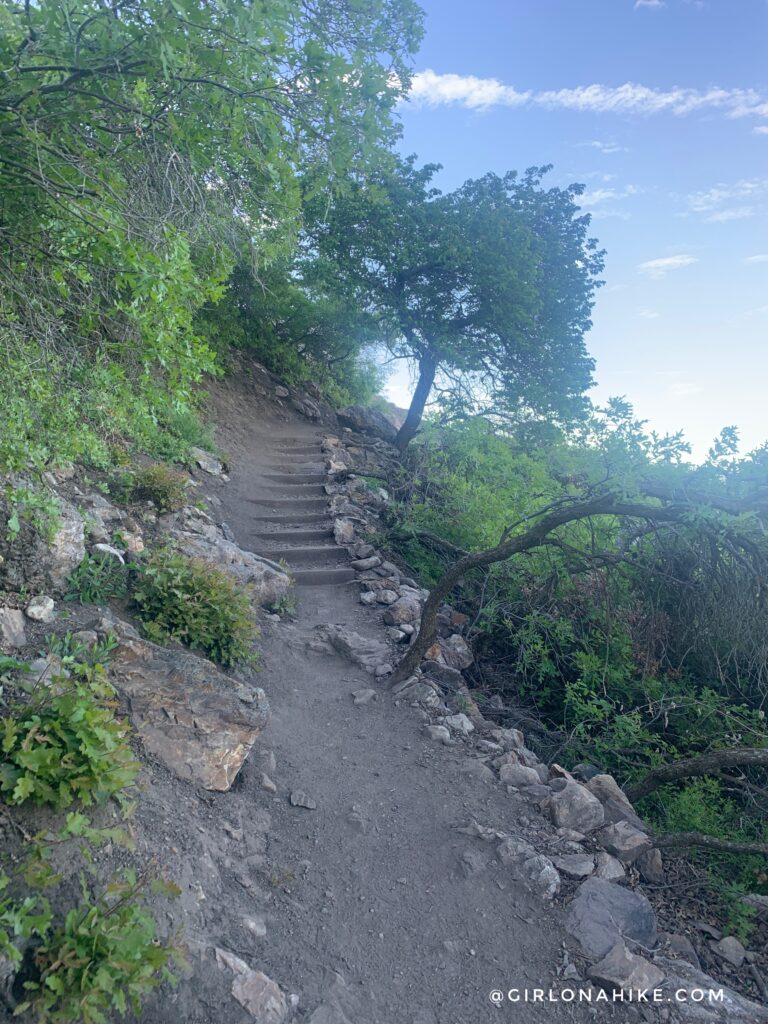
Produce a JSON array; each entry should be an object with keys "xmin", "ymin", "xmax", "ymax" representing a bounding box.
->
[
  {"xmin": 132, "ymin": 550, "xmax": 257, "ymax": 666},
  {"xmin": 12, "ymin": 871, "xmax": 181, "ymax": 1024},
  {"xmin": 125, "ymin": 463, "xmax": 189, "ymax": 513},
  {"xmin": 0, "ymin": 663, "xmax": 139, "ymax": 809},
  {"xmin": 66, "ymin": 554, "xmax": 129, "ymax": 605}
]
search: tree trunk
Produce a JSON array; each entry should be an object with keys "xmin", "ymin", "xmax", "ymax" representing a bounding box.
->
[
  {"xmin": 395, "ymin": 350, "xmax": 438, "ymax": 451},
  {"xmin": 651, "ymin": 832, "xmax": 768, "ymax": 856},
  {"xmin": 626, "ymin": 747, "xmax": 768, "ymax": 802}
]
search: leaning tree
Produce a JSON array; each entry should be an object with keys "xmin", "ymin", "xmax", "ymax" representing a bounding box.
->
[{"xmin": 303, "ymin": 157, "xmax": 604, "ymax": 449}]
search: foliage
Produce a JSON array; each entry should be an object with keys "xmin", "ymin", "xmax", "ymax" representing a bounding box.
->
[
  {"xmin": 0, "ymin": 660, "xmax": 139, "ymax": 809},
  {"xmin": 132, "ymin": 550, "xmax": 257, "ymax": 666},
  {"xmin": 3, "ymin": 484, "xmax": 60, "ymax": 544},
  {"xmin": 17, "ymin": 871, "xmax": 181, "ymax": 1024},
  {"xmin": 304, "ymin": 157, "xmax": 605, "ymax": 446},
  {"xmin": 390, "ymin": 408, "xmax": 768, "ymax": 897},
  {"xmin": 66, "ymin": 555, "xmax": 129, "ymax": 605},
  {"xmin": 126, "ymin": 464, "xmax": 189, "ymax": 513}
]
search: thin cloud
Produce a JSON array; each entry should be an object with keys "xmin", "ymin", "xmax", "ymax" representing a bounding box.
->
[
  {"xmin": 638, "ymin": 255, "xmax": 699, "ymax": 278},
  {"xmin": 753, "ymin": 126, "xmax": 768, "ymax": 135},
  {"xmin": 407, "ymin": 70, "xmax": 768, "ymax": 122},
  {"xmin": 578, "ymin": 185, "xmax": 639, "ymax": 207},
  {"xmin": 637, "ymin": 307, "xmax": 661, "ymax": 319},
  {"xmin": 705, "ymin": 206, "xmax": 754, "ymax": 223},
  {"xmin": 744, "ymin": 254, "xmax": 768, "ymax": 264},
  {"xmin": 581, "ymin": 140, "xmax": 629, "ymax": 154},
  {"xmin": 635, "ymin": 0, "xmax": 665, "ymax": 8},
  {"xmin": 688, "ymin": 178, "xmax": 768, "ymax": 212}
]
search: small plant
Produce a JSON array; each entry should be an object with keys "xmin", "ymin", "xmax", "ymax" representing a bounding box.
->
[
  {"xmin": 270, "ymin": 591, "xmax": 296, "ymax": 618},
  {"xmin": 0, "ymin": 662, "xmax": 139, "ymax": 809},
  {"xmin": 66, "ymin": 554, "xmax": 129, "ymax": 605},
  {"xmin": 13, "ymin": 870, "xmax": 181, "ymax": 1023},
  {"xmin": 3, "ymin": 485, "xmax": 61, "ymax": 543},
  {"xmin": 117, "ymin": 464, "xmax": 189, "ymax": 513},
  {"xmin": 132, "ymin": 549, "xmax": 257, "ymax": 666}
]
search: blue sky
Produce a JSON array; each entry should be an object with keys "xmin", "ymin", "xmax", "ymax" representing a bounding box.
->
[{"xmin": 382, "ymin": 0, "xmax": 768, "ymax": 459}]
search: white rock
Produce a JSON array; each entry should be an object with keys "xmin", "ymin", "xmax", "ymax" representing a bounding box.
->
[
  {"xmin": 499, "ymin": 763, "xmax": 542, "ymax": 788},
  {"xmin": 443, "ymin": 713, "xmax": 474, "ymax": 736},
  {"xmin": 550, "ymin": 781, "xmax": 605, "ymax": 833},
  {"xmin": 24, "ymin": 595, "xmax": 55, "ymax": 623},
  {"xmin": 92, "ymin": 543, "xmax": 125, "ymax": 563},
  {"xmin": 0, "ymin": 607, "xmax": 26, "ymax": 648},
  {"xmin": 425, "ymin": 725, "xmax": 451, "ymax": 745}
]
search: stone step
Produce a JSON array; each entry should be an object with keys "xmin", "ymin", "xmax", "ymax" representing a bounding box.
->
[
  {"xmin": 270, "ymin": 443, "xmax": 321, "ymax": 455},
  {"xmin": 257, "ymin": 485, "xmax": 327, "ymax": 499},
  {"xmin": 292, "ymin": 567, "xmax": 357, "ymax": 587},
  {"xmin": 266, "ymin": 546, "xmax": 350, "ymax": 566},
  {"xmin": 253, "ymin": 529, "xmax": 334, "ymax": 544},
  {"xmin": 248, "ymin": 497, "xmax": 328, "ymax": 510},
  {"xmin": 251, "ymin": 513, "xmax": 332, "ymax": 525},
  {"xmin": 263, "ymin": 473, "xmax": 326, "ymax": 485}
]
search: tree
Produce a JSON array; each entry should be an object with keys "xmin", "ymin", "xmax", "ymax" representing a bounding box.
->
[{"xmin": 304, "ymin": 157, "xmax": 604, "ymax": 449}]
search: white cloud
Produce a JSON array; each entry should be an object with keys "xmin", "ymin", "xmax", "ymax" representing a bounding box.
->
[
  {"xmin": 637, "ymin": 307, "xmax": 661, "ymax": 319},
  {"xmin": 744, "ymin": 254, "xmax": 768, "ymax": 264},
  {"xmin": 688, "ymin": 178, "xmax": 768, "ymax": 212},
  {"xmin": 407, "ymin": 70, "xmax": 530, "ymax": 110},
  {"xmin": 753, "ymin": 125, "xmax": 768, "ymax": 135},
  {"xmin": 407, "ymin": 71, "xmax": 768, "ymax": 122},
  {"xmin": 638, "ymin": 255, "xmax": 699, "ymax": 278},
  {"xmin": 705, "ymin": 206, "xmax": 755, "ymax": 223},
  {"xmin": 581, "ymin": 140, "xmax": 629, "ymax": 154},
  {"xmin": 635, "ymin": 0, "xmax": 665, "ymax": 8}
]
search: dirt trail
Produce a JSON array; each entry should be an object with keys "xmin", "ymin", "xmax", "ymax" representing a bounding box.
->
[{"xmin": 206, "ymin": 389, "xmax": 624, "ymax": 1024}]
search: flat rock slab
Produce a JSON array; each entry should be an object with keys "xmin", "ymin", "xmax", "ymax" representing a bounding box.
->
[
  {"xmin": 313, "ymin": 624, "xmax": 391, "ymax": 675},
  {"xmin": 566, "ymin": 876, "xmax": 657, "ymax": 957},
  {"xmin": 109, "ymin": 627, "xmax": 269, "ymax": 791}
]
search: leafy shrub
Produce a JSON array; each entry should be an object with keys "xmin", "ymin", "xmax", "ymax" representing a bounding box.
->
[
  {"xmin": 3, "ymin": 485, "xmax": 61, "ymax": 544},
  {"xmin": 66, "ymin": 554, "xmax": 129, "ymax": 605},
  {"xmin": 11, "ymin": 871, "xmax": 181, "ymax": 1023},
  {"xmin": 132, "ymin": 550, "xmax": 257, "ymax": 666},
  {"xmin": 125, "ymin": 464, "xmax": 189, "ymax": 513},
  {"xmin": 0, "ymin": 664, "xmax": 139, "ymax": 809}
]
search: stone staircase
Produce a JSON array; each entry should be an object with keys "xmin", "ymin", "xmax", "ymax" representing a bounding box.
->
[{"xmin": 246, "ymin": 437, "xmax": 356, "ymax": 588}]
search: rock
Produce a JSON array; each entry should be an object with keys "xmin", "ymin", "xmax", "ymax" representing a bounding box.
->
[
  {"xmin": 352, "ymin": 688, "xmax": 377, "ymax": 705},
  {"xmin": 589, "ymin": 941, "xmax": 665, "ymax": 995},
  {"xmin": 73, "ymin": 629, "xmax": 98, "ymax": 648},
  {"xmin": 459, "ymin": 847, "xmax": 488, "ymax": 878},
  {"xmin": 497, "ymin": 839, "xmax": 560, "ymax": 900},
  {"xmin": 553, "ymin": 854, "xmax": 595, "ymax": 879},
  {"xmin": 290, "ymin": 790, "xmax": 317, "ymax": 810},
  {"xmin": 572, "ymin": 762, "xmax": 604, "ymax": 781},
  {"xmin": 351, "ymin": 556, "xmax": 381, "ymax": 571},
  {"xmin": 382, "ymin": 595, "xmax": 421, "ymax": 627},
  {"xmin": 420, "ymin": 661, "xmax": 462, "ymax": 687},
  {"xmin": 313, "ymin": 618, "xmax": 391, "ymax": 675},
  {"xmin": 460, "ymin": 759, "xmax": 496, "ymax": 785},
  {"xmin": 165, "ymin": 507, "xmax": 292, "ymax": 609},
  {"xmin": 337, "ymin": 405, "xmax": 398, "ymax": 443},
  {"xmin": 637, "ymin": 846, "xmax": 665, "ymax": 884},
  {"xmin": 92, "ymin": 542, "xmax": 125, "ymax": 563},
  {"xmin": 226, "ymin": 956, "xmax": 287, "ymax": 1024},
  {"xmin": 654, "ymin": 957, "xmax": 768, "ymax": 1022},
  {"xmin": 593, "ymin": 852, "xmax": 626, "ymax": 883},
  {"xmin": 190, "ymin": 446, "xmax": 224, "ymax": 476},
  {"xmin": 374, "ymin": 662, "xmax": 393, "ymax": 677},
  {"xmin": 386, "ymin": 627, "xmax": 407, "ymax": 643},
  {"xmin": 24, "ymin": 595, "xmax": 55, "ymax": 623},
  {"xmin": 109, "ymin": 625, "xmax": 269, "ymax": 791},
  {"xmin": 260, "ymin": 773, "xmax": 277, "ymax": 794},
  {"xmin": 566, "ymin": 876, "xmax": 658, "ymax": 957},
  {"xmin": 425, "ymin": 725, "xmax": 451, "ymax": 745},
  {"xmin": 597, "ymin": 821, "xmax": 651, "ymax": 864},
  {"xmin": 333, "ymin": 519, "xmax": 355, "ymax": 545},
  {"xmin": 711, "ymin": 935, "xmax": 746, "ymax": 968},
  {"xmin": 360, "ymin": 592, "xmax": 377, "ymax": 606},
  {"xmin": 499, "ymin": 764, "xmax": 542, "ymax": 788},
  {"xmin": 0, "ymin": 607, "xmax": 27, "ymax": 648},
  {"xmin": 244, "ymin": 915, "xmax": 268, "ymax": 938},
  {"xmin": 444, "ymin": 713, "xmax": 474, "ymax": 736},
  {"xmin": 585, "ymin": 773, "xmax": 646, "ymax": 829},
  {"xmin": 662, "ymin": 933, "xmax": 701, "ymax": 969},
  {"xmin": 425, "ymin": 634, "xmax": 473, "ymax": 670},
  {"xmin": 274, "ymin": 385, "xmax": 290, "ymax": 398},
  {"xmin": 354, "ymin": 543, "xmax": 376, "ymax": 559},
  {"xmin": 376, "ymin": 589, "xmax": 399, "ymax": 605},
  {"xmin": 0, "ymin": 493, "xmax": 85, "ymax": 597},
  {"xmin": 550, "ymin": 781, "xmax": 605, "ymax": 833}
]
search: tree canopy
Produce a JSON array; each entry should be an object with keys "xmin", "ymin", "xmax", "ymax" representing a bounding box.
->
[{"xmin": 304, "ymin": 156, "xmax": 605, "ymax": 448}]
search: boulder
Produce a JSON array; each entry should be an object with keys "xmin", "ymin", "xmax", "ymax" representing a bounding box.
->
[
  {"xmin": 109, "ymin": 623, "xmax": 269, "ymax": 791},
  {"xmin": 653, "ymin": 957, "xmax": 768, "ymax": 1022},
  {"xmin": 215, "ymin": 949, "xmax": 287, "ymax": 1023},
  {"xmin": 711, "ymin": 936, "xmax": 746, "ymax": 968},
  {"xmin": 337, "ymin": 405, "xmax": 398, "ymax": 443},
  {"xmin": 497, "ymin": 838, "xmax": 560, "ymax": 900},
  {"xmin": 597, "ymin": 821, "xmax": 651, "ymax": 864},
  {"xmin": 190, "ymin": 447, "xmax": 224, "ymax": 476},
  {"xmin": 499, "ymin": 764, "xmax": 542, "ymax": 788},
  {"xmin": 382, "ymin": 594, "xmax": 421, "ymax": 627},
  {"xmin": 0, "ymin": 607, "xmax": 27, "ymax": 649},
  {"xmin": 550, "ymin": 781, "xmax": 605, "ymax": 833},
  {"xmin": 552, "ymin": 854, "xmax": 595, "ymax": 879},
  {"xmin": 593, "ymin": 851, "xmax": 626, "ymax": 883},
  {"xmin": 424, "ymin": 634, "xmax": 473, "ymax": 670},
  {"xmin": 351, "ymin": 556, "xmax": 381, "ymax": 571},
  {"xmin": 313, "ymin": 625, "xmax": 391, "ymax": 675},
  {"xmin": 588, "ymin": 941, "xmax": 665, "ymax": 996},
  {"xmin": 443, "ymin": 713, "xmax": 474, "ymax": 736},
  {"xmin": 333, "ymin": 519, "xmax": 355, "ymax": 545},
  {"xmin": 566, "ymin": 876, "xmax": 658, "ymax": 957}
]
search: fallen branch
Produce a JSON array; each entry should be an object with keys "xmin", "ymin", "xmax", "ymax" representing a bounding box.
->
[
  {"xmin": 626, "ymin": 747, "xmax": 768, "ymax": 801},
  {"xmin": 651, "ymin": 831, "xmax": 768, "ymax": 857}
]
